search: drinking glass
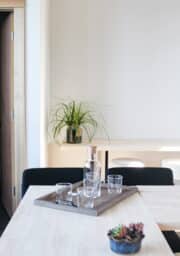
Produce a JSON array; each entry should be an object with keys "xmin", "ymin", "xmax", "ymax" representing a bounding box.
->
[
  {"xmin": 55, "ymin": 182, "xmax": 72, "ymax": 203},
  {"xmin": 83, "ymin": 172, "xmax": 101, "ymax": 198},
  {"xmin": 76, "ymin": 187, "xmax": 94, "ymax": 208},
  {"xmin": 107, "ymin": 175, "xmax": 123, "ymax": 194}
]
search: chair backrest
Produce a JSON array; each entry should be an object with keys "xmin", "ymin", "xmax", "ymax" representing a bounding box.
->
[
  {"xmin": 22, "ymin": 167, "xmax": 83, "ymax": 197},
  {"xmin": 106, "ymin": 167, "xmax": 174, "ymax": 185}
]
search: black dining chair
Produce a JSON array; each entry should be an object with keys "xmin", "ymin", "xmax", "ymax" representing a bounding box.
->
[
  {"xmin": 21, "ymin": 167, "xmax": 83, "ymax": 197},
  {"xmin": 106, "ymin": 167, "xmax": 174, "ymax": 185},
  {"xmin": 106, "ymin": 167, "xmax": 180, "ymax": 253}
]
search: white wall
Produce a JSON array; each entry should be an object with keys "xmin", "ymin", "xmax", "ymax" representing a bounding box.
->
[
  {"xmin": 50, "ymin": 0, "xmax": 180, "ymax": 140},
  {"xmin": 26, "ymin": 0, "xmax": 41, "ymax": 167},
  {"xmin": 40, "ymin": 0, "xmax": 51, "ymax": 166},
  {"xmin": 26, "ymin": 0, "xmax": 50, "ymax": 167}
]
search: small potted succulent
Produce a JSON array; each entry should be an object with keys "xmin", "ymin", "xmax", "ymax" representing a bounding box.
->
[{"xmin": 107, "ymin": 223, "xmax": 145, "ymax": 254}]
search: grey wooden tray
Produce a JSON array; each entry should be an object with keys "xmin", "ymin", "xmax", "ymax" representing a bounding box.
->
[{"xmin": 34, "ymin": 182, "xmax": 138, "ymax": 216}]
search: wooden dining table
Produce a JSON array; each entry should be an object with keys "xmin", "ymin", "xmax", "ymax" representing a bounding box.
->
[{"xmin": 0, "ymin": 185, "xmax": 180, "ymax": 256}]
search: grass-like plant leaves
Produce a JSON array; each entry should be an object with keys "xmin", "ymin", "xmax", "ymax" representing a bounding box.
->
[{"xmin": 50, "ymin": 100, "xmax": 98, "ymax": 142}]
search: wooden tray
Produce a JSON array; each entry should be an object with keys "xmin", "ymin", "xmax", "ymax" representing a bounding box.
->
[{"xmin": 34, "ymin": 182, "xmax": 138, "ymax": 216}]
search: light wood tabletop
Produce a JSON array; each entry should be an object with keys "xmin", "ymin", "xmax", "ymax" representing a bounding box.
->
[
  {"xmin": 0, "ymin": 185, "xmax": 178, "ymax": 256},
  {"xmin": 138, "ymin": 185, "xmax": 180, "ymax": 231}
]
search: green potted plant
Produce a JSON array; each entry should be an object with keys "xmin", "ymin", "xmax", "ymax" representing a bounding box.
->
[{"xmin": 50, "ymin": 100, "xmax": 98, "ymax": 143}]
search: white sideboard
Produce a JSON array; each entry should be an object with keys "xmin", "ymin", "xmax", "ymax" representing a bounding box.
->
[{"xmin": 48, "ymin": 140, "xmax": 180, "ymax": 180}]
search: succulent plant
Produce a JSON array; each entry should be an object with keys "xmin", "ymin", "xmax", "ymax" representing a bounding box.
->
[{"xmin": 108, "ymin": 223, "xmax": 145, "ymax": 243}]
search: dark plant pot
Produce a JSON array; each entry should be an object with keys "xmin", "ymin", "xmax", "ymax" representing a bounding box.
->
[
  {"xmin": 66, "ymin": 126, "xmax": 82, "ymax": 144},
  {"xmin": 109, "ymin": 238, "xmax": 143, "ymax": 254}
]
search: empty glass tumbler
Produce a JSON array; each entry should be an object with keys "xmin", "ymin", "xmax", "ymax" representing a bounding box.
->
[
  {"xmin": 76, "ymin": 187, "xmax": 94, "ymax": 208},
  {"xmin": 83, "ymin": 172, "xmax": 101, "ymax": 198},
  {"xmin": 55, "ymin": 182, "xmax": 72, "ymax": 203},
  {"xmin": 107, "ymin": 175, "xmax": 123, "ymax": 194}
]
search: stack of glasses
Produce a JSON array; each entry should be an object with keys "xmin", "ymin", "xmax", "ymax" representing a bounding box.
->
[{"xmin": 55, "ymin": 174, "xmax": 123, "ymax": 209}]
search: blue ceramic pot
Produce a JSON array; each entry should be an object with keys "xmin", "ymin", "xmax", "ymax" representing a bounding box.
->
[{"xmin": 109, "ymin": 238, "xmax": 142, "ymax": 254}]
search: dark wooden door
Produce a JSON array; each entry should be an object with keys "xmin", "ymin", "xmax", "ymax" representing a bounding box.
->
[{"xmin": 0, "ymin": 12, "xmax": 14, "ymax": 216}]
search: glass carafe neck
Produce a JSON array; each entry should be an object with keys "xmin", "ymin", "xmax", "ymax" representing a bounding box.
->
[{"xmin": 87, "ymin": 145, "xmax": 97, "ymax": 161}]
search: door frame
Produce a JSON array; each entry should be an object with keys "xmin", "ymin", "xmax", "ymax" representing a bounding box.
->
[
  {"xmin": 0, "ymin": 11, "xmax": 14, "ymax": 216},
  {"xmin": 0, "ymin": 5, "xmax": 25, "ymax": 213},
  {"xmin": 13, "ymin": 7, "xmax": 26, "ymax": 210}
]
